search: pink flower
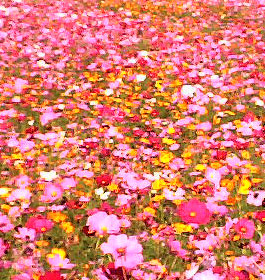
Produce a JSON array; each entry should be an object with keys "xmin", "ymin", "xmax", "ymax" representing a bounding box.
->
[
  {"xmin": 168, "ymin": 239, "xmax": 187, "ymax": 258},
  {"xmin": 205, "ymin": 168, "xmax": 221, "ymax": 188},
  {"xmin": 41, "ymin": 183, "xmax": 63, "ymax": 203},
  {"xmin": 60, "ymin": 177, "xmax": 76, "ymax": 190},
  {"xmin": 178, "ymin": 199, "xmax": 212, "ymax": 225},
  {"xmin": 19, "ymin": 139, "xmax": 35, "ymax": 153},
  {"xmin": 101, "ymin": 234, "xmax": 143, "ymax": 269},
  {"xmin": 15, "ymin": 175, "xmax": 31, "ymax": 188},
  {"xmin": 234, "ymin": 218, "xmax": 255, "ymax": 239},
  {"xmin": 7, "ymin": 188, "xmax": 32, "ymax": 202},
  {"xmin": 0, "ymin": 213, "xmax": 14, "ymax": 232},
  {"xmin": 47, "ymin": 254, "xmax": 75, "ymax": 271},
  {"xmin": 196, "ymin": 121, "xmax": 212, "ymax": 131},
  {"xmin": 40, "ymin": 111, "xmax": 62, "ymax": 126},
  {"xmin": 14, "ymin": 227, "xmax": 36, "ymax": 241},
  {"xmin": 14, "ymin": 78, "xmax": 28, "ymax": 94},
  {"xmin": 86, "ymin": 211, "xmax": 121, "ymax": 235},
  {"xmin": 26, "ymin": 215, "xmax": 54, "ymax": 233},
  {"xmin": 0, "ymin": 238, "xmax": 8, "ymax": 258}
]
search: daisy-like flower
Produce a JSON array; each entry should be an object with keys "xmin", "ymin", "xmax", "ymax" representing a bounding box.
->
[
  {"xmin": 101, "ymin": 234, "xmax": 143, "ymax": 269},
  {"xmin": 26, "ymin": 215, "xmax": 54, "ymax": 234},
  {"xmin": 86, "ymin": 211, "xmax": 121, "ymax": 236},
  {"xmin": 234, "ymin": 218, "xmax": 255, "ymax": 239},
  {"xmin": 178, "ymin": 199, "xmax": 212, "ymax": 225},
  {"xmin": 205, "ymin": 167, "xmax": 221, "ymax": 188},
  {"xmin": 41, "ymin": 183, "xmax": 63, "ymax": 203},
  {"xmin": 47, "ymin": 253, "xmax": 75, "ymax": 270}
]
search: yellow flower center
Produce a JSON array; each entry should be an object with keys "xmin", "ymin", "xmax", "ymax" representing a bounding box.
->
[
  {"xmin": 190, "ymin": 212, "xmax": 197, "ymax": 217},
  {"xmin": 41, "ymin": 227, "xmax": 46, "ymax": 232},
  {"xmin": 240, "ymin": 227, "xmax": 247, "ymax": 233},
  {"xmin": 51, "ymin": 191, "xmax": 57, "ymax": 197},
  {"xmin": 101, "ymin": 226, "xmax": 108, "ymax": 232}
]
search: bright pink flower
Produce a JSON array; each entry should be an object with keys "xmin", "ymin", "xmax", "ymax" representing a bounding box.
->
[
  {"xmin": 40, "ymin": 271, "xmax": 63, "ymax": 280},
  {"xmin": 26, "ymin": 215, "xmax": 54, "ymax": 233},
  {"xmin": 101, "ymin": 234, "xmax": 143, "ymax": 269},
  {"xmin": 234, "ymin": 218, "xmax": 255, "ymax": 239},
  {"xmin": 86, "ymin": 211, "xmax": 121, "ymax": 235},
  {"xmin": 178, "ymin": 199, "xmax": 212, "ymax": 225}
]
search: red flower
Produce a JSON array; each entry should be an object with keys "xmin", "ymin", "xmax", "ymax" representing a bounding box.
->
[
  {"xmin": 214, "ymin": 150, "xmax": 227, "ymax": 160},
  {"xmin": 255, "ymin": 211, "xmax": 265, "ymax": 223},
  {"xmin": 26, "ymin": 215, "xmax": 54, "ymax": 233},
  {"xmin": 234, "ymin": 218, "xmax": 255, "ymax": 239},
  {"xmin": 40, "ymin": 271, "xmax": 63, "ymax": 280},
  {"xmin": 96, "ymin": 174, "xmax": 112, "ymax": 187},
  {"xmin": 178, "ymin": 199, "xmax": 212, "ymax": 225}
]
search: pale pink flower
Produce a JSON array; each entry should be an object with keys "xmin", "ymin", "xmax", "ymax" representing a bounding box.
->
[
  {"xmin": 101, "ymin": 234, "xmax": 143, "ymax": 269},
  {"xmin": 205, "ymin": 168, "xmax": 221, "ymax": 188},
  {"xmin": 41, "ymin": 183, "xmax": 63, "ymax": 203},
  {"xmin": 86, "ymin": 211, "xmax": 121, "ymax": 235},
  {"xmin": 47, "ymin": 254, "xmax": 75, "ymax": 271}
]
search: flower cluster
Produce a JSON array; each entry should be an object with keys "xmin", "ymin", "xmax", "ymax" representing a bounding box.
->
[{"xmin": 0, "ymin": 0, "xmax": 264, "ymax": 279}]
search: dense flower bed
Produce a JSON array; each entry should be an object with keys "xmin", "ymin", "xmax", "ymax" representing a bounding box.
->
[{"xmin": 0, "ymin": 0, "xmax": 264, "ymax": 279}]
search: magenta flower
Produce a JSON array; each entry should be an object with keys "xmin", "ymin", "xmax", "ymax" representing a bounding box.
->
[
  {"xmin": 178, "ymin": 199, "xmax": 212, "ymax": 225},
  {"xmin": 86, "ymin": 211, "xmax": 121, "ymax": 235},
  {"xmin": 101, "ymin": 234, "xmax": 143, "ymax": 269},
  {"xmin": 234, "ymin": 218, "xmax": 255, "ymax": 239},
  {"xmin": 26, "ymin": 215, "xmax": 54, "ymax": 233}
]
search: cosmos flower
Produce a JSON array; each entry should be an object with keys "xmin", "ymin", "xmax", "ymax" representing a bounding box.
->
[
  {"xmin": 26, "ymin": 215, "xmax": 54, "ymax": 233},
  {"xmin": 86, "ymin": 211, "xmax": 121, "ymax": 235},
  {"xmin": 178, "ymin": 199, "xmax": 212, "ymax": 225},
  {"xmin": 234, "ymin": 218, "xmax": 255, "ymax": 239},
  {"xmin": 101, "ymin": 234, "xmax": 143, "ymax": 269}
]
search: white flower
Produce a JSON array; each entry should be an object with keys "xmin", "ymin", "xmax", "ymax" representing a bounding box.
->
[
  {"xmin": 105, "ymin": 89, "xmax": 113, "ymax": 96},
  {"xmin": 40, "ymin": 170, "xmax": 58, "ymax": 181},
  {"xmin": 95, "ymin": 187, "xmax": 110, "ymax": 200},
  {"xmin": 181, "ymin": 85, "xmax": 196, "ymax": 98},
  {"xmin": 135, "ymin": 74, "xmax": 146, "ymax": 82}
]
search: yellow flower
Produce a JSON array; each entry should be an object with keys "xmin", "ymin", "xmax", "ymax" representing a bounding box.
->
[
  {"xmin": 173, "ymin": 223, "xmax": 193, "ymax": 234},
  {"xmin": 60, "ymin": 222, "xmax": 74, "ymax": 234},
  {"xmin": 162, "ymin": 138, "xmax": 176, "ymax": 145},
  {"xmin": 168, "ymin": 127, "xmax": 175, "ymax": 134},
  {"xmin": 35, "ymin": 241, "xmax": 49, "ymax": 247},
  {"xmin": 159, "ymin": 151, "xmax": 174, "ymax": 163},
  {"xmin": 195, "ymin": 164, "xmax": 206, "ymax": 171},
  {"xmin": 47, "ymin": 212, "xmax": 68, "ymax": 223},
  {"xmin": 107, "ymin": 183, "xmax": 119, "ymax": 192},
  {"xmin": 51, "ymin": 248, "xmax": 66, "ymax": 258},
  {"xmin": 143, "ymin": 207, "xmax": 156, "ymax": 216},
  {"xmin": 152, "ymin": 194, "xmax": 165, "ymax": 202},
  {"xmin": 238, "ymin": 178, "xmax": 251, "ymax": 195},
  {"xmin": 241, "ymin": 150, "xmax": 250, "ymax": 159},
  {"xmin": 152, "ymin": 179, "xmax": 167, "ymax": 190}
]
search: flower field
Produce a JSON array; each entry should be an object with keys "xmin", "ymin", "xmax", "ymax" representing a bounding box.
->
[{"xmin": 0, "ymin": 0, "xmax": 264, "ymax": 279}]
